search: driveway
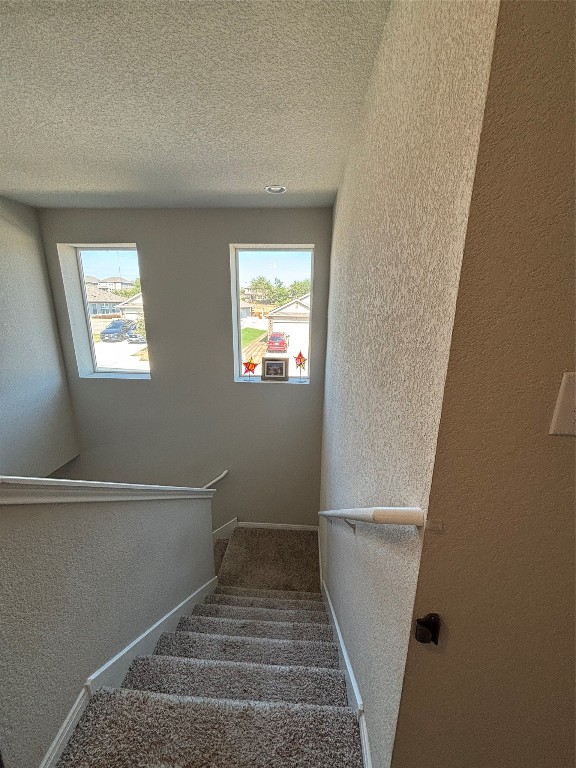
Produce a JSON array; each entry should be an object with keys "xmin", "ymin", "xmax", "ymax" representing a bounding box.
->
[{"xmin": 93, "ymin": 340, "xmax": 149, "ymax": 372}]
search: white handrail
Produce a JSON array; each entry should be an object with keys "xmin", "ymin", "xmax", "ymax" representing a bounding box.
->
[
  {"xmin": 0, "ymin": 475, "xmax": 216, "ymax": 505},
  {"xmin": 319, "ymin": 506, "xmax": 425, "ymax": 527},
  {"xmin": 203, "ymin": 469, "xmax": 229, "ymax": 489}
]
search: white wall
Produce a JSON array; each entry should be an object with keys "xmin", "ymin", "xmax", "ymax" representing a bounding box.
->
[
  {"xmin": 39, "ymin": 208, "xmax": 332, "ymax": 527},
  {"xmin": 0, "ymin": 196, "xmax": 78, "ymax": 475},
  {"xmin": 392, "ymin": 3, "xmax": 575, "ymax": 766},
  {"xmin": 0, "ymin": 494, "xmax": 214, "ymax": 768},
  {"xmin": 320, "ymin": 2, "xmax": 499, "ymax": 767}
]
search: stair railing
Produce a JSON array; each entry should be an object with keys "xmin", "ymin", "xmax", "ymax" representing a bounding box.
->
[
  {"xmin": 202, "ymin": 469, "xmax": 229, "ymax": 488},
  {"xmin": 0, "ymin": 475, "xmax": 215, "ymax": 504},
  {"xmin": 319, "ymin": 506, "xmax": 425, "ymax": 527}
]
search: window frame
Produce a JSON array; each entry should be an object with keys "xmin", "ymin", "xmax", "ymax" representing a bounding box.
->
[
  {"xmin": 56, "ymin": 242, "xmax": 150, "ymax": 380},
  {"xmin": 229, "ymin": 244, "xmax": 314, "ymax": 384}
]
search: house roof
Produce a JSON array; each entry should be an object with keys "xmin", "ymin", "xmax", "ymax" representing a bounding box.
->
[
  {"xmin": 84, "ymin": 275, "xmax": 99, "ymax": 284},
  {"xmin": 85, "ymin": 285, "xmax": 124, "ymax": 303},
  {"xmin": 99, "ymin": 276, "xmax": 134, "ymax": 284},
  {"xmin": 267, "ymin": 294, "xmax": 311, "ymax": 316},
  {"xmin": 117, "ymin": 293, "xmax": 144, "ymax": 308}
]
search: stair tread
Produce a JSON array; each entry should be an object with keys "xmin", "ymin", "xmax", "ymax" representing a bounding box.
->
[
  {"xmin": 57, "ymin": 688, "xmax": 362, "ymax": 767},
  {"xmin": 206, "ymin": 593, "xmax": 327, "ymax": 612},
  {"xmin": 178, "ymin": 614, "xmax": 333, "ymax": 642},
  {"xmin": 193, "ymin": 602, "xmax": 330, "ymax": 624},
  {"xmin": 155, "ymin": 630, "xmax": 340, "ymax": 669},
  {"xmin": 217, "ymin": 527, "xmax": 321, "ymax": 593},
  {"xmin": 216, "ymin": 585, "xmax": 323, "ymax": 601},
  {"xmin": 123, "ymin": 654, "xmax": 348, "ymax": 707}
]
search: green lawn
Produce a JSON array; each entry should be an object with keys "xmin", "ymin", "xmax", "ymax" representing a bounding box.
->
[{"xmin": 241, "ymin": 327, "xmax": 266, "ymax": 348}]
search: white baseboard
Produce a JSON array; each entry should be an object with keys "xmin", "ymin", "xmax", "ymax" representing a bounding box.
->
[
  {"xmin": 322, "ymin": 579, "xmax": 373, "ymax": 768},
  {"xmin": 321, "ymin": 580, "xmax": 364, "ymax": 713},
  {"xmin": 38, "ymin": 687, "xmax": 91, "ymax": 768},
  {"xmin": 237, "ymin": 522, "xmax": 319, "ymax": 531},
  {"xmin": 39, "ymin": 576, "xmax": 218, "ymax": 768},
  {"xmin": 358, "ymin": 713, "xmax": 373, "ymax": 768},
  {"xmin": 212, "ymin": 517, "xmax": 238, "ymax": 543},
  {"xmin": 87, "ymin": 576, "xmax": 217, "ymax": 690}
]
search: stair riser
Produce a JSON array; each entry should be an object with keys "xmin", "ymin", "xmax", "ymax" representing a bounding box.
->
[
  {"xmin": 177, "ymin": 615, "xmax": 333, "ymax": 642},
  {"xmin": 216, "ymin": 586, "xmax": 323, "ymax": 602},
  {"xmin": 123, "ymin": 656, "xmax": 349, "ymax": 707},
  {"xmin": 155, "ymin": 632, "xmax": 340, "ymax": 669},
  {"xmin": 193, "ymin": 603, "xmax": 330, "ymax": 624},
  {"xmin": 206, "ymin": 594, "xmax": 327, "ymax": 613}
]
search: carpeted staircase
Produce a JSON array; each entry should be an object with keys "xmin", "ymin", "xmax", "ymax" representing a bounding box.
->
[{"xmin": 56, "ymin": 528, "xmax": 363, "ymax": 767}]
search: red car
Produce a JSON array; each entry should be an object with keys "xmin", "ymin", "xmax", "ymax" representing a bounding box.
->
[{"xmin": 267, "ymin": 332, "xmax": 288, "ymax": 353}]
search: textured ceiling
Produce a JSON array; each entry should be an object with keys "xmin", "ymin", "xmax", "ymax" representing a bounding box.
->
[{"xmin": 0, "ymin": 1, "xmax": 389, "ymax": 208}]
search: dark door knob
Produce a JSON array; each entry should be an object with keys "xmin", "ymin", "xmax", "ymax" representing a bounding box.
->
[{"xmin": 415, "ymin": 613, "xmax": 440, "ymax": 645}]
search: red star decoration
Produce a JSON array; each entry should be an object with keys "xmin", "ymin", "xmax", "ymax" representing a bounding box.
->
[
  {"xmin": 294, "ymin": 351, "xmax": 307, "ymax": 370},
  {"xmin": 243, "ymin": 357, "xmax": 257, "ymax": 375}
]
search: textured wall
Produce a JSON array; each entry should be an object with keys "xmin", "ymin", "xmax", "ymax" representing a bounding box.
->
[
  {"xmin": 0, "ymin": 496, "xmax": 214, "ymax": 768},
  {"xmin": 392, "ymin": 3, "xmax": 575, "ymax": 766},
  {"xmin": 0, "ymin": 196, "xmax": 78, "ymax": 475},
  {"xmin": 320, "ymin": 2, "xmax": 499, "ymax": 767},
  {"xmin": 40, "ymin": 208, "xmax": 331, "ymax": 527}
]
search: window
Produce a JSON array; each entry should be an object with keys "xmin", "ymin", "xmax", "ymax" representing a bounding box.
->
[
  {"xmin": 76, "ymin": 247, "xmax": 150, "ymax": 375},
  {"xmin": 230, "ymin": 245, "xmax": 313, "ymax": 382}
]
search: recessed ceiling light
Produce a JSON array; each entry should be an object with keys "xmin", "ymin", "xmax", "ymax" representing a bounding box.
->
[{"xmin": 264, "ymin": 185, "xmax": 287, "ymax": 194}]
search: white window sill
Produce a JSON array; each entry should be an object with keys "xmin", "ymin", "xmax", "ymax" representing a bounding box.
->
[
  {"xmin": 234, "ymin": 376, "xmax": 310, "ymax": 385},
  {"xmin": 80, "ymin": 371, "xmax": 151, "ymax": 380}
]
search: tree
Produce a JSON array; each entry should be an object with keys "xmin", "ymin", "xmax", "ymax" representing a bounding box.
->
[
  {"xmin": 248, "ymin": 276, "xmax": 274, "ymax": 303},
  {"xmin": 246, "ymin": 275, "xmax": 310, "ymax": 306},
  {"xmin": 117, "ymin": 278, "xmax": 141, "ymax": 298},
  {"xmin": 287, "ymin": 279, "xmax": 311, "ymax": 299},
  {"xmin": 271, "ymin": 277, "xmax": 289, "ymax": 306}
]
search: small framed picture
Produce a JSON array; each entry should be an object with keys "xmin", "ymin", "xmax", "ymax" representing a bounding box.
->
[{"xmin": 261, "ymin": 357, "xmax": 289, "ymax": 382}]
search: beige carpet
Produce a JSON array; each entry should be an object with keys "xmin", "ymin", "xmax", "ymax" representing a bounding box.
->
[
  {"xmin": 123, "ymin": 655, "xmax": 349, "ymax": 706},
  {"xmin": 58, "ymin": 688, "xmax": 362, "ymax": 767},
  {"xmin": 217, "ymin": 528, "xmax": 321, "ymax": 591},
  {"xmin": 177, "ymin": 613, "xmax": 334, "ymax": 641},
  {"xmin": 56, "ymin": 528, "xmax": 362, "ymax": 767},
  {"xmin": 205, "ymin": 592, "xmax": 325, "ymax": 612},
  {"xmin": 155, "ymin": 630, "xmax": 340, "ymax": 668},
  {"xmin": 193, "ymin": 601, "xmax": 330, "ymax": 624}
]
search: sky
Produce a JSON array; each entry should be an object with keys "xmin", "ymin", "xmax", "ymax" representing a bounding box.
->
[
  {"xmin": 79, "ymin": 249, "xmax": 140, "ymax": 281},
  {"xmin": 238, "ymin": 249, "xmax": 312, "ymax": 287},
  {"xmin": 79, "ymin": 247, "xmax": 313, "ymax": 286}
]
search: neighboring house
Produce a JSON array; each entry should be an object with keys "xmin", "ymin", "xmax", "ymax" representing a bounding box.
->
[
  {"xmin": 267, "ymin": 294, "xmax": 310, "ymax": 335},
  {"xmin": 117, "ymin": 292, "xmax": 144, "ymax": 319},
  {"xmin": 239, "ymin": 299, "xmax": 253, "ymax": 319},
  {"xmin": 84, "ymin": 275, "xmax": 99, "ymax": 285},
  {"xmin": 97, "ymin": 275, "xmax": 134, "ymax": 292},
  {"xmin": 242, "ymin": 288, "xmax": 267, "ymax": 303},
  {"xmin": 84, "ymin": 285, "xmax": 123, "ymax": 316},
  {"xmin": 266, "ymin": 294, "xmax": 311, "ymax": 359}
]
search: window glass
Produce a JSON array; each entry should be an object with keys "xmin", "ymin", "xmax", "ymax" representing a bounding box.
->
[
  {"xmin": 232, "ymin": 247, "xmax": 313, "ymax": 381},
  {"xmin": 77, "ymin": 248, "xmax": 149, "ymax": 373}
]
